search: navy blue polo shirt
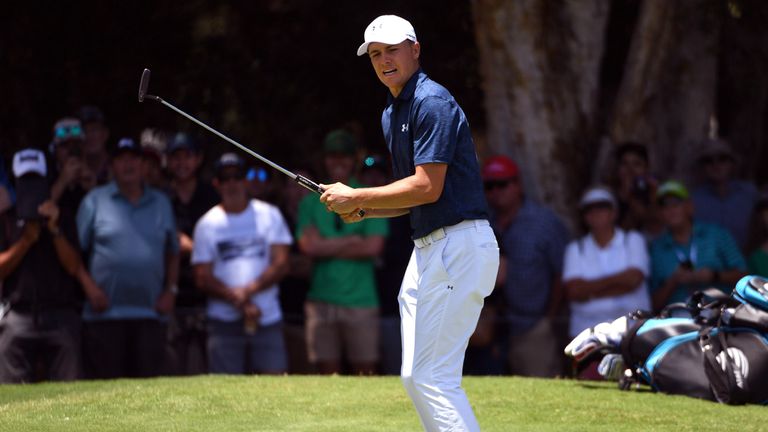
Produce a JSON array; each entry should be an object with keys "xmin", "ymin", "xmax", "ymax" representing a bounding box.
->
[{"xmin": 382, "ymin": 69, "xmax": 488, "ymax": 239}]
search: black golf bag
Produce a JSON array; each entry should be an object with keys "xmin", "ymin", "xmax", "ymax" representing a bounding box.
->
[{"xmin": 619, "ymin": 275, "xmax": 768, "ymax": 405}]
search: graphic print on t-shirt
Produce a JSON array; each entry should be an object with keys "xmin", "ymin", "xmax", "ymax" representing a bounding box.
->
[{"xmin": 216, "ymin": 237, "xmax": 266, "ymax": 261}]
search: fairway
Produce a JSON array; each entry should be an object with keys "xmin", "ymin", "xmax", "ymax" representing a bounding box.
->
[{"xmin": 1, "ymin": 375, "xmax": 767, "ymax": 431}]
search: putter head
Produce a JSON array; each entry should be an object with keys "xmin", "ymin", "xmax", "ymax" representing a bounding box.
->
[{"xmin": 138, "ymin": 68, "xmax": 151, "ymax": 103}]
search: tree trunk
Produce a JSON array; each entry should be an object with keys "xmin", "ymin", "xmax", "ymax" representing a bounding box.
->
[
  {"xmin": 472, "ymin": 0, "xmax": 611, "ymax": 222},
  {"xmin": 608, "ymin": 0, "xmax": 721, "ymax": 183}
]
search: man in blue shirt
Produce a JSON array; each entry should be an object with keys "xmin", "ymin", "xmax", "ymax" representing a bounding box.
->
[
  {"xmin": 77, "ymin": 138, "xmax": 180, "ymax": 378},
  {"xmin": 321, "ymin": 15, "xmax": 499, "ymax": 432}
]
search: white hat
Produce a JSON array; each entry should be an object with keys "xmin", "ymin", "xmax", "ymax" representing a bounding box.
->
[
  {"xmin": 357, "ymin": 15, "xmax": 417, "ymax": 56},
  {"xmin": 12, "ymin": 148, "xmax": 47, "ymax": 178},
  {"xmin": 579, "ymin": 186, "xmax": 617, "ymax": 209}
]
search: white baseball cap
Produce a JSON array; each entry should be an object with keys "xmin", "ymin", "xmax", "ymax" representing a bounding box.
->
[
  {"xmin": 357, "ymin": 15, "xmax": 417, "ymax": 56},
  {"xmin": 579, "ymin": 186, "xmax": 617, "ymax": 210},
  {"xmin": 13, "ymin": 148, "xmax": 47, "ymax": 178}
]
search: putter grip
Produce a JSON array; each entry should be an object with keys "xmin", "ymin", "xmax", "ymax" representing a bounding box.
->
[{"xmin": 295, "ymin": 175, "xmax": 366, "ymax": 218}]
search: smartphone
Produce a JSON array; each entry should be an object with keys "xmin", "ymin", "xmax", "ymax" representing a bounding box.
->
[{"xmin": 679, "ymin": 259, "xmax": 694, "ymax": 270}]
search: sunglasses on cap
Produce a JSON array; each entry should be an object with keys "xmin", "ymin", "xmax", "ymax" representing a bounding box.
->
[
  {"xmin": 700, "ymin": 154, "xmax": 731, "ymax": 165},
  {"xmin": 54, "ymin": 125, "xmax": 83, "ymax": 139},
  {"xmin": 484, "ymin": 179, "xmax": 516, "ymax": 191}
]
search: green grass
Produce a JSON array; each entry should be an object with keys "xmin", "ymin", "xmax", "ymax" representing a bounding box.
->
[{"xmin": 0, "ymin": 376, "xmax": 765, "ymax": 431}]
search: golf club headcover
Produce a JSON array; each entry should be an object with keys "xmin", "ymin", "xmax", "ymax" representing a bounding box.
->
[{"xmin": 564, "ymin": 315, "xmax": 631, "ymax": 362}]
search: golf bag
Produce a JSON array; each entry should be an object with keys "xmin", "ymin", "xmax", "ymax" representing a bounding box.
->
[{"xmin": 619, "ymin": 276, "xmax": 768, "ymax": 404}]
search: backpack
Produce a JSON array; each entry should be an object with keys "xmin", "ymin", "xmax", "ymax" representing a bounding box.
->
[{"xmin": 619, "ymin": 275, "xmax": 768, "ymax": 405}]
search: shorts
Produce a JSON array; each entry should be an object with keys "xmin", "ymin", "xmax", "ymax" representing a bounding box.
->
[
  {"xmin": 305, "ymin": 301, "xmax": 379, "ymax": 364},
  {"xmin": 207, "ymin": 319, "xmax": 287, "ymax": 374}
]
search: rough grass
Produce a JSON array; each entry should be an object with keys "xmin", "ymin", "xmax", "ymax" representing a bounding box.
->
[{"xmin": 0, "ymin": 375, "xmax": 766, "ymax": 431}]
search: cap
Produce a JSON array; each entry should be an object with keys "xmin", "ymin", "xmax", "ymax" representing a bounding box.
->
[
  {"xmin": 482, "ymin": 155, "xmax": 519, "ymax": 180},
  {"xmin": 112, "ymin": 137, "xmax": 142, "ymax": 157},
  {"xmin": 12, "ymin": 149, "xmax": 49, "ymax": 221},
  {"xmin": 656, "ymin": 180, "xmax": 690, "ymax": 201},
  {"xmin": 323, "ymin": 129, "xmax": 357, "ymax": 155},
  {"xmin": 13, "ymin": 148, "xmax": 47, "ymax": 178},
  {"xmin": 357, "ymin": 15, "xmax": 417, "ymax": 56},
  {"xmin": 697, "ymin": 138, "xmax": 734, "ymax": 162},
  {"xmin": 78, "ymin": 105, "xmax": 106, "ymax": 125},
  {"xmin": 579, "ymin": 186, "xmax": 617, "ymax": 210},
  {"xmin": 166, "ymin": 132, "xmax": 199, "ymax": 154},
  {"xmin": 52, "ymin": 117, "xmax": 85, "ymax": 144},
  {"xmin": 215, "ymin": 152, "xmax": 246, "ymax": 175}
]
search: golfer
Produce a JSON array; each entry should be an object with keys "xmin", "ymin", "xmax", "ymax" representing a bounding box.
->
[{"xmin": 320, "ymin": 15, "xmax": 499, "ymax": 432}]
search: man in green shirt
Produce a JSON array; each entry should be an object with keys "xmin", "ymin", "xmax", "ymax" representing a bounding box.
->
[{"xmin": 296, "ymin": 129, "xmax": 388, "ymax": 374}]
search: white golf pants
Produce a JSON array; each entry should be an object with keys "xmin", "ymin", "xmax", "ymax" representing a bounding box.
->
[{"xmin": 399, "ymin": 219, "xmax": 499, "ymax": 432}]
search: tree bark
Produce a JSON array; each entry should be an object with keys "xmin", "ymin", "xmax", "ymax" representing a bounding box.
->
[
  {"xmin": 472, "ymin": 0, "xmax": 611, "ymax": 221},
  {"xmin": 608, "ymin": 0, "xmax": 721, "ymax": 183}
]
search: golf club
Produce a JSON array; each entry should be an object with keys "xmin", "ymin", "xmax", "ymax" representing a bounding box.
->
[{"xmin": 137, "ymin": 68, "xmax": 364, "ymax": 217}]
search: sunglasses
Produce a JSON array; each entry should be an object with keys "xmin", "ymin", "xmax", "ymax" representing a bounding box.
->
[
  {"xmin": 484, "ymin": 179, "xmax": 515, "ymax": 191},
  {"xmin": 217, "ymin": 172, "xmax": 246, "ymax": 182},
  {"xmin": 700, "ymin": 154, "xmax": 731, "ymax": 165},
  {"xmin": 54, "ymin": 125, "xmax": 83, "ymax": 139}
]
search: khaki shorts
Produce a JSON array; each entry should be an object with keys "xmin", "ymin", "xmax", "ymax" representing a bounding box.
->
[{"xmin": 305, "ymin": 301, "xmax": 380, "ymax": 363}]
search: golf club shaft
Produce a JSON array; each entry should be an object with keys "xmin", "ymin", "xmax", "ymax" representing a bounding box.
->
[{"xmin": 147, "ymin": 95, "xmax": 366, "ymax": 217}]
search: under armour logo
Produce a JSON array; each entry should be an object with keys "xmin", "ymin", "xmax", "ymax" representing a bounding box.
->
[
  {"xmin": 447, "ymin": 285, "xmax": 454, "ymax": 290},
  {"xmin": 401, "ymin": 123, "xmax": 409, "ymax": 133}
]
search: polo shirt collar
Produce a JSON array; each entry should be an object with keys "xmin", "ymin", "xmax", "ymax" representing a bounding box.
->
[
  {"xmin": 586, "ymin": 227, "xmax": 625, "ymax": 250},
  {"xmin": 388, "ymin": 68, "xmax": 425, "ymax": 104},
  {"xmin": 659, "ymin": 221, "xmax": 704, "ymax": 248},
  {"xmin": 108, "ymin": 181, "xmax": 152, "ymax": 205}
]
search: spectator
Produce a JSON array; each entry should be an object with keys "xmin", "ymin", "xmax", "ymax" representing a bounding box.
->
[
  {"xmin": 0, "ymin": 156, "xmax": 14, "ymax": 214},
  {"xmin": 78, "ymin": 106, "xmax": 111, "ymax": 185},
  {"xmin": 563, "ymin": 186, "xmax": 651, "ymax": 377},
  {"xmin": 49, "ymin": 117, "xmax": 96, "ymax": 204},
  {"xmin": 649, "ymin": 180, "xmax": 747, "ymax": 310},
  {"xmin": 481, "ymin": 155, "xmax": 569, "ymax": 377},
  {"xmin": 139, "ymin": 128, "xmax": 169, "ymax": 190},
  {"xmin": 276, "ymin": 167, "xmax": 315, "ymax": 374},
  {"xmin": 296, "ymin": 129, "xmax": 388, "ymax": 375},
  {"xmin": 192, "ymin": 152, "xmax": 292, "ymax": 375},
  {"xmin": 692, "ymin": 138, "xmax": 759, "ymax": 250},
  {"xmin": 359, "ymin": 154, "xmax": 410, "ymax": 375},
  {"xmin": 164, "ymin": 133, "xmax": 219, "ymax": 375},
  {"xmin": 0, "ymin": 149, "xmax": 83, "ymax": 382},
  {"xmin": 609, "ymin": 142, "xmax": 662, "ymax": 239},
  {"xmin": 77, "ymin": 138, "xmax": 180, "ymax": 379},
  {"xmin": 746, "ymin": 190, "xmax": 768, "ymax": 276}
]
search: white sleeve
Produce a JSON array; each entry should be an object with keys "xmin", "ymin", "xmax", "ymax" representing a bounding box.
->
[
  {"xmin": 562, "ymin": 241, "xmax": 582, "ymax": 282},
  {"xmin": 266, "ymin": 205, "xmax": 293, "ymax": 246},
  {"xmin": 191, "ymin": 215, "xmax": 216, "ymax": 265},
  {"xmin": 626, "ymin": 231, "xmax": 650, "ymax": 277}
]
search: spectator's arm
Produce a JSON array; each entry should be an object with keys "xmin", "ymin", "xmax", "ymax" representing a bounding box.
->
[
  {"xmin": 495, "ymin": 254, "xmax": 507, "ymax": 288},
  {"xmin": 245, "ymin": 244, "xmax": 290, "ymax": 296},
  {"xmin": 565, "ymin": 268, "xmax": 644, "ymax": 302},
  {"xmin": 38, "ymin": 201, "xmax": 81, "ymax": 276},
  {"xmin": 194, "ymin": 262, "xmax": 238, "ymax": 305},
  {"xmin": 164, "ymin": 251, "xmax": 180, "ymax": 293},
  {"xmin": 0, "ymin": 222, "xmax": 39, "ymax": 279},
  {"xmin": 546, "ymin": 275, "xmax": 564, "ymax": 318},
  {"xmin": 336, "ymin": 235, "xmax": 385, "ymax": 259},
  {"xmin": 652, "ymin": 271, "xmax": 680, "ymax": 311}
]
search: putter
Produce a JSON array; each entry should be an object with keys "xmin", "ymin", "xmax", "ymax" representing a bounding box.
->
[{"xmin": 138, "ymin": 68, "xmax": 364, "ymax": 217}]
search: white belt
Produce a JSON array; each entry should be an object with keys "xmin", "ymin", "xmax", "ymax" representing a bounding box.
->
[{"xmin": 413, "ymin": 219, "xmax": 489, "ymax": 249}]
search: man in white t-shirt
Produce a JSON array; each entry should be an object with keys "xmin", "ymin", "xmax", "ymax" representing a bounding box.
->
[
  {"xmin": 192, "ymin": 153, "xmax": 292, "ymax": 374},
  {"xmin": 563, "ymin": 187, "xmax": 651, "ymax": 343}
]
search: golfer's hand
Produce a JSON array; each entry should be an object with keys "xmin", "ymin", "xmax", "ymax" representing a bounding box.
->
[
  {"xmin": 320, "ymin": 182, "xmax": 358, "ymax": 214},
  {"xmin": 339, "ymin": 209, "xmax": 366, "ymax": 223}
]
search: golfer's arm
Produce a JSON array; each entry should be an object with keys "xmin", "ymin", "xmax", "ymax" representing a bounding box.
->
[
  {"xmin": 359, "ymin": 208, "xmax": 410, "ymax": 219},
  {"xmin": 354, "ymin": 163, "xmax": 446, "ymax": 210}
]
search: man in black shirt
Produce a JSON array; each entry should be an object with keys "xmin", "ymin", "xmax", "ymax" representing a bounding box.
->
[{"xmin": 0, "ymin": 148, "xmax": 85, "ymax": 382}]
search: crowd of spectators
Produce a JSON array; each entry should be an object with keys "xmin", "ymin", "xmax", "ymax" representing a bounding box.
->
[{"xmin": 0, "ymin": 107, "xmax": 766, "ymax": 383}]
